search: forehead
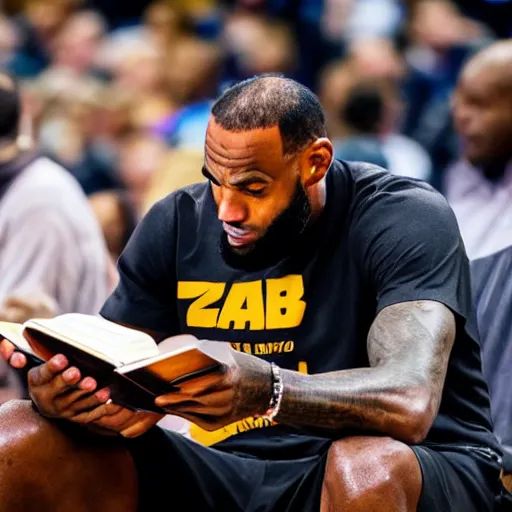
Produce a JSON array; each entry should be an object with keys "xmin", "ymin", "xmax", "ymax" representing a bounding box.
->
[
  {"xmin": 205, "ymin": 119, "xmax": 285, "ymax": 173},
  {"xmin": 458, "ymin": 60, "xmax": 511, "ymax": 100}
]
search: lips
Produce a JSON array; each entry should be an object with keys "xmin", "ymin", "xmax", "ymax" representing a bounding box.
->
[{"xmin": 223, "ymin": 223, "xmax": 258, "ymax": 247}]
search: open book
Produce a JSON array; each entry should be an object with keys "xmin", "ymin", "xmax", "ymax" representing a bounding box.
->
[{"xmin": 0, "ymin": 314, "xmax": 233, "ymax": 413}]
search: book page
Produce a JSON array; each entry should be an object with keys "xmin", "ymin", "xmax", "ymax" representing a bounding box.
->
[
  {"xmin": 158, "ymin": 336, "xmax": 235, "ymax": 366},
  {"xmin": 117, "ymin": 338, "xmax": 234, "ymax": 375},
  {"xmin": 25, "ymin": 314, "xmax": 159, "ymax": 366}
]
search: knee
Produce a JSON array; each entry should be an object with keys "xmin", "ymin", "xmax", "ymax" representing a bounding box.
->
[
  {"xmin": 0, "ymin": 400, "xmax": 65, "ymax": 480},
  {"xmin": 0, "ymin": 400, "xmax": 47, "ymax": 455},
  {"xmin": 0, "ymin": 400, "xmax": 138, "ymax": 512},
  {"xmin": 322, "ymin": 437, "xmax": 421, "ymax": 511}
]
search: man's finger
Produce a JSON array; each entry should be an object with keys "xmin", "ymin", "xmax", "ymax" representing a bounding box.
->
[
  {"xmin": 10, "ymin": 352, "xmax": 27, "ymax": 368},
  {"xmin": 55, "ymin": 387, "xmax": 110, "ymax": 415},
  {"xmin": 49, "ymin": 368, "xmax": 100, "ymax": 399},
  {"xmin": 0, "ymin": 340, "xmax": 15, "ymax": 361},
  {"xmin": 120, "ymin": 415, "xmax": 162, "ymax": 438},
  {"xmin": 28, "ymin": 355, "xmax": 69, "ymax": 387},
  {"xmin": 71, "ymin": 403, "xmax": 124, "ymax": 425}
]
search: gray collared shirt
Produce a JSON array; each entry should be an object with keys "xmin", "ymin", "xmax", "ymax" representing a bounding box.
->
[
  {"xmin": 0, "ymin": 156, "xmax": 110, "ymax": 314},
  {"xmin": 444, "ymin": 159, "xmax": 512, "ymax": 260}
]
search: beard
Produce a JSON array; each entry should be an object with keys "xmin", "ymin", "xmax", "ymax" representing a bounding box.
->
[
  {"xmin": 220, "ymin": 180, "xmax": 312, "ymax": 271},
  {"xmin": 481, "ymin": 158, "xmax": 509, "ymax": 181}
]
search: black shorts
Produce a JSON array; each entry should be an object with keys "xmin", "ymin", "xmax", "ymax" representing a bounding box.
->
[{"xmin": 125, "ymin": 427, "xmax": 501, "ymax": 512}]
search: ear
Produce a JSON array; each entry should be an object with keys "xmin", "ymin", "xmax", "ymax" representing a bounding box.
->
[{"xmin": 299, "ymin": 138, "xmax": 334, "ymax": 188}]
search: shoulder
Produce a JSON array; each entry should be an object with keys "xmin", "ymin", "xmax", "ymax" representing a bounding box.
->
[
  {"xmin": 146, "ymin": 180, "xmax": 210, "ymax": 217},
  {"xmin": 3, "ymin": 157, "xmax": 104, "ymax": 241},
  {"xmin": 14, "ymin": 156, "xmax": 84, "ymax": 195},
  {"xmin": 6, "ymin": 157, "xmax": 90, "ymax": 215},
  {"xmin": 138, "ymin": 180, "xmax": 211, "ymax": 236},
  {"xmin": 344, "ymin": 160, "xmax": 448, "ymax": 214},
  {"xmin": 341, "ymin": 162, "xmax": 459, "ymax": 247}
]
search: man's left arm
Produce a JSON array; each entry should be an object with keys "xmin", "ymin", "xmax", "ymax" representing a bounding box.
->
[
  {"xmin": 258, "ymin": 184, "xmax": 464, "ymax": 443},
  {"xmin": 160, "ymin": 299, "xmax": 456, "ymax": 444},
  {"xmin": 269, "ymin": 299, "xmax": 455, "ymax": 444}
]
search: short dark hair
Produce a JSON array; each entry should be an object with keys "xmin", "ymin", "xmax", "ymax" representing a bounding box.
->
[
  {"xmin": 211, "ymin": 74, "xmax": 326, "ymax": 156},
  {"xmin": 0, "ymin": 71, "xmax": 20, "ymax": 141},
  {"xmin": 341, "ymin": 82, "xmax": 384, "ymax": 134}
]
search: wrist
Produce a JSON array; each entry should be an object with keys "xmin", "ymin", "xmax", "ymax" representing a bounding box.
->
[{"xmin": 232, "ymin": 351, "xmax": 273, "ymax": 417}]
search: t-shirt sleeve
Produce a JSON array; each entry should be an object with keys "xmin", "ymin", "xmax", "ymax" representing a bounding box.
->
[
  {"xmin": 352, "ymin": 178, "xmax": 475, "ymax": 333},
  {"xmin": 100, "ymin": 197, "xmax": 179, "ymax": 336}
]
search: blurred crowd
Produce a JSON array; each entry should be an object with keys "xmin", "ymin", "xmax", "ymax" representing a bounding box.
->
[
  {"xmin": 0, "ymin": 0, "xmax": 512, "ymax": 434},
  {"xmin": 0, "ymin": 0, "xmax": 503, "ymax": 216}
]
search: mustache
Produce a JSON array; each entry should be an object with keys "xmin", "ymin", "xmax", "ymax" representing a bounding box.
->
[{"xmin": 222, "ymin": 222, "xmax": 254, "ymax": 236}]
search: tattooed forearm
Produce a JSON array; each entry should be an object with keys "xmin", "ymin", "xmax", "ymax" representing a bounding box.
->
[{"xmin": 275, "ymin": 301, "xmax": 456, "ymax": 443}]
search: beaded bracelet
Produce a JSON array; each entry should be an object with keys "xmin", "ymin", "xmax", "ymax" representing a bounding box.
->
[{"xmin": 261, "ymin": 362, "xmax": 284, "ymax": 421}]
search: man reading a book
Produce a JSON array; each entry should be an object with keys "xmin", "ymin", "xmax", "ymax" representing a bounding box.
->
[{"xmin": 0, "ymin": 75, "xmax": 503, "ymax": 511}]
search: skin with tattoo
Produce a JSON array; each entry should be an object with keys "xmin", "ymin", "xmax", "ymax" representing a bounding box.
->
[{"xmin": 275, "ymin": 301, "xmax": 455, "ymax": 441}]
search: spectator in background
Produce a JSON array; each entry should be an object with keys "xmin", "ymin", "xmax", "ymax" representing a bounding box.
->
[
  {"xmin": 46, "ymin": 9, "xmax": 107, "ymax": 80},
  {"xmin": 88, "ymin": 190, "xmax": 137, "ymax": 261},
  {"xmin": 0, "ymin": 70, "xmax": 111, "ymax": 401},
  {"xmin": 347, "ymin": 37, "xmax": 434, "ymax": 181},
  {"xmin": 321, "ymin": 48, "xmax": 432, "ymax": 182},
  {"xmin": 445, "ymin": 40, "xmax": 512, "ymax": 260},
  {"xmin": 117, "ymin": 129, "xmax": 168, "ymax": 216},
  {"xmin": 0, "ymin": 15, "xmax": 20, "ymax": 68},
  {"xmin": 108, "ymin": 40, "xmax": 175, "ymax": 130},
  {"xmin": 333, "ymin": 80, "xmax": 389, "ymax": 169},
  {"xmin": 402, "ymin": 0, "xmax": 491, "ymax": 184},
  {"xmin": 154, "ymin": 37, "xmax": 224, "ymax": 150},
  {"xmin": 7, "ymin": 0, "xmax": 79, "ymax": 78},
  {"xmin": 141, "ymin": 149, "xmax": 205, "ymax": 215},
  {"xmin": 222, "ymin": 12, "xmax": 297, "ymax": 82},
  {"xmin": 0, "ymin": 71, "xmax": 110, "ymax": 316},
  {"xmin": 33, "ymin": 74, "xmax": 121, "ymax": 195}
]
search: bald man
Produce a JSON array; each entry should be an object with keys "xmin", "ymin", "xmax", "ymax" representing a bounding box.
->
[
  {"xmin": 0, "ymin": 76, "xmax": 501, "ymax": 511},
  {"xmin": 445, "ymin": 40, "xmax": 512, "ymax": 260}
]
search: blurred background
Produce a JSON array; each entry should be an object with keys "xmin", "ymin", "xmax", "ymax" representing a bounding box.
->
[{"xmin": 1, "ymin": 0, "xmax": 506, "ymax": 224}]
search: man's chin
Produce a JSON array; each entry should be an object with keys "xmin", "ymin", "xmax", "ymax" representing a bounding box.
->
[{"xmin": 226, "ymin": 240, "xmax": 256, "ymax": 256}]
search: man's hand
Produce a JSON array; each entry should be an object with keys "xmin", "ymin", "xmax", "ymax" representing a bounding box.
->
[
  {"xmin": 0, "ymin": 332, "xmax": 163, "ymax": 438},
  {"xmin": 26, "ymin": 354, "xmax": 162, "ymax": 437},
  {"xmin": 155, "ymin": 351, "xmax": 272, "ymax": 431}
]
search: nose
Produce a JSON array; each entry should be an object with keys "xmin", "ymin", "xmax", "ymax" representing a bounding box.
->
[
  {"xmin": 452, "ymin": 100, "xmax": 472, "ymax": 134},
  {"xmin": 217, "ymin": 188, "xmax": 247, "ymax": 225}
]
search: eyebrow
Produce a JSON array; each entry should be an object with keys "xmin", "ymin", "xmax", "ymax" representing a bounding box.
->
[
  {"xmin": 229, "ymin": 174, "xmax": 271, "ymax": 187},
  {"xmin": 202, "ymin": 166, "xmax": 221, "ymax": 186},
  {"xmin": 202, "ymin": 165, "xmax": 271, "ymax": 188}
]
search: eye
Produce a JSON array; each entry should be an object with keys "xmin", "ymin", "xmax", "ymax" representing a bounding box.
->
[{"xmin": 244, "ymin": 184, "xmax": 266, "ymax": 196}]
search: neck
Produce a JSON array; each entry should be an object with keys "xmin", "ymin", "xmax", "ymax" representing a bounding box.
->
[{"xmin": 0, "ymin": 142, "xmax": 20, "ymax": 164}]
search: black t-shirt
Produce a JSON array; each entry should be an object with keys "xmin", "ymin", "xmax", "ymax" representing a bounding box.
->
[{"xmin": 101, "ymin": 160, "xmax": 498, "ymax": 453}]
